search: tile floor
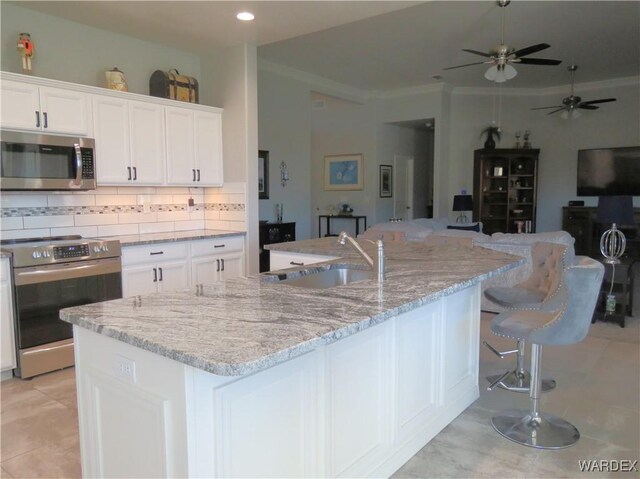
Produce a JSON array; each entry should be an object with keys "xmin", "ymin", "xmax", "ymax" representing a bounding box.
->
[{"xmin": 1, "ymin": 314, "xmax": 638, "ymax": 479}]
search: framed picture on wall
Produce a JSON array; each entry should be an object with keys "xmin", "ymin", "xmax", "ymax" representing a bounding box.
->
[
  {"xmin": 324, "ymin": 154, "xmax": 363, "ymax": 191},
  {"xmin": 258, "ymin": 150, "xmax": 269, "ymax": 200},
  {"xmin": 379, "ymin": 165, "xmax": 393, "ymax": 198}
]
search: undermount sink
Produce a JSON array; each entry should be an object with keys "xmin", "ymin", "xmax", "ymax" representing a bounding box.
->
[{"xmin": 277, "ymin": 267, "xmax": 374, "ymax": 289}]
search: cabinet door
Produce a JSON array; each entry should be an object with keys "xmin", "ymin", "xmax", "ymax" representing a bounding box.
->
[
  {"xmin": 1, "ymin": 259, "xmax": 17, "ymax": 372},
  {"xmin": 0, "ymin": 80, "xmax": 41, "ymax": 131},
  {"xmin": 165, "ymin": 107, "xmax": 195, "ymax": 186},
  {"xmin": 157, "ymin": 260, "xmax": 190, "ymax": 293},
  {"xmin": 194, "ymin": 111, "xmax": 223, "ymax": 186},
  {"xmin": 219, "ymin": 253, "xmax": 244, "ymax": 280},
  {"xmin": 122, "ymin": 265, "xmax": 157, "ymax": 297},
  {"xmin": 129, "ymin": 101, "xmax": 165, "ymax": 185},
  {"xmin": 191, "ymin": 256, "xmax": 220, "ymax": 285},
  {"xmin": 39, "ymin": 86, "xmax": 91, "ymax": 135},
  {"xmin": 93, "ymin": 96, "xmax": 131, "ymax": 185}
]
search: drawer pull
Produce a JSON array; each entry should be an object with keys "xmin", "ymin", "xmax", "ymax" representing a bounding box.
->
[
  {"xmin": 221, "ymin": 258, "xmax": 225, "ymax": 272},
  {"xmin": 214, "ymin": 244, "xmax": 225, "ymax": 249},
  {"xmin": 153, "ymin": 267, "xmax": 157, "ymax": 282},
  {"xmin": 290, "ymin": 261, "xmax": 304, "ymax": 266},
  {"xmin": 150, "ymin": 251, "xmax": 164, "ymax": 256},
  {"xmin": 158, "ymin": 267, "xmax": 163, "ymax": 281},
  {"xmin": 216, "ymin": 259, "xmax": 220, "ymax": 272}
]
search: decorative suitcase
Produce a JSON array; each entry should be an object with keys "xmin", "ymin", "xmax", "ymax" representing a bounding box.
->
[{"xmin": 149, "ymin": 69, "xmax": 199, "ymax": 103}]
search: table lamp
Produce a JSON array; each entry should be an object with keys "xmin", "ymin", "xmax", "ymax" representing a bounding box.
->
[
  {"xmin": 596, "ymin": 196, "xmax": 634, "ymax": 313},
  {"xmin": 453, "ymin": 195, "xmax": 474, "ymax": 223}
]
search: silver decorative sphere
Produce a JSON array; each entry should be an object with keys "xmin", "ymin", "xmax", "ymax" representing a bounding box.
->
[{"xmin": 600, "ymin": 223, "xmax": 626, "ymax": 265}]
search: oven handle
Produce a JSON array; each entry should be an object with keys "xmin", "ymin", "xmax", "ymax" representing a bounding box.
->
[
  {"xmin": 73, "ymin": 143, "xmax": 83, "ymax": 187},
  {"xmin": 14, "ymin": 257, "xmax": 122, "ymax": 286}
]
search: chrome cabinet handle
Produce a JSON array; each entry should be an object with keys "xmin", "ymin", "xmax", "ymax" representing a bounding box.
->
[
  {"xmin": 35, "ymin": 111, "xmax": 40, "ymax": 128},
  {"xmin": 290, "ymin": 261, "xmax": 304, "ymax": 266},
  {"xmin": 197, "ymin": 169, "xmax": 201, "ymax": 182},
  {"xmin": 158, "ymin": 267, "xmax": 163, "ymax": 281},
  {"xmin": 43, "ymin": 112, "xmax": 48, "ymax": 129},
  {"xmin": 216, "ymin": 259, "xmax": 220, "ymax": 272},
  {"xmin": 133, "ymin": 166, "xmax": 137, "ymax": 180},
  {"xmin": 192, "ymin": 169, "xmax": 196, "ymax": 182},
  {"xmin": 221, "ymin": 258, "xmax": 225, "ymax": 271},
  {"xmin": 127, "ymin": 167, "xmax": 132, "ymax": 180},
  {"xmin": 153, "ymin": 267, "xmax": 157, "ymax": 282}
]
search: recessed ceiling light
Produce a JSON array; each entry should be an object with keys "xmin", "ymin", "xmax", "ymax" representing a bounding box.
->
[{"xmin": 236, "ymin": 12, "xmax": 255, "ymax": 21}]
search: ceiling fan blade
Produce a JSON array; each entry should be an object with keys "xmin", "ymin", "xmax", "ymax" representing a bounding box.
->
[
  {"xmin": 517, "ymin": 58, "xmax": 562, "ymax": 65},
  {"xmin": 531, "ymin": 105, "xmax": 563, "ymax": 110},
  {"xmin": 578, "ymin": 105, "xmax": 599, "ymax": 110},
  {"xmin": 580, "ymin": 98, "xmax": 617, "ymax": 105},
  {"xmin": 461, "ymin": 48, "xmax": 492, "ymax": 58},
  {"xmin": 546, "ymin": 107, "xmax": 568, "ymax": 115},
  {"xmin": 443, "ymin": 61, "xmax": 488, "ymax": 71},
  {"xmin": 511, "ymin": 43, "xmax": 550, "ymax": 58}
]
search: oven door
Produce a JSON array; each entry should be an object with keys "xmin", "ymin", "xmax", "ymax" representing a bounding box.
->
[
  {"xmin": 0, "ymin": 132, "xmax": 96, "ymax": 190},
  {"xmin": 13, "ymin": 257, "xmax": 122, "ymax": 350}
]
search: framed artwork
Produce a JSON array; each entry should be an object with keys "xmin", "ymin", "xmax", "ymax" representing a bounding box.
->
[
  {"xmin": 258, "ymin": 150, "xmax": 269, "ymax": 200},
  {"xmin": 324, "ymin": 154, "xmax": 363, "ymax": 191},
  {"xmin": 379, "ymin": 164, "xmax": 393, "ymax": 198}
]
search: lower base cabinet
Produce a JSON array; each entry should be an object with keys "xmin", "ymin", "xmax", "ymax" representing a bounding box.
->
[
  {"xmin": 73, "ymin": 284, "xmax": 480, "ymax": 478},
  {"xmin": 122, "ymin": 236, "xmax": 245, "ymax": 297}
]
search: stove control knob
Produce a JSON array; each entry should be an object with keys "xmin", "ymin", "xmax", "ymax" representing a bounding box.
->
[
  {"xmin": 43, "ymin": 251, "xmax": 51, "ymax": 258},
  {"xmin": 32, "ymin": 251, "xmax": 42, "ymax": 259},
  {"xmin": 102, "ymin": 245, "xmax": 109, "ymax": 252},
  {"xmin": 93, "ymin": 246, "xmax": 101, "ymax": 253}
]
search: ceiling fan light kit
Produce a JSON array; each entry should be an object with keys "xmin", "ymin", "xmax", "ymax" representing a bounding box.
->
[
  {"xmin": 444, "ymin": 0, "xmax": 561, "ymax": 83},
  {"xmin": 532, "ymin": 65, "xmax": 617, "ymax": 118}
]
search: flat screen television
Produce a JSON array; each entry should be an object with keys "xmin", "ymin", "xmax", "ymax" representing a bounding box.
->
[{"xmin": 577, "ymin": 146, "xmax": 640, "ymax": 196}]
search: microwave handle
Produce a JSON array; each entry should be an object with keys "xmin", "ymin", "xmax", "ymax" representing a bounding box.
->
[{"xmin": 73, "ymin": 144, "xmax": 82, "ymax": 186}]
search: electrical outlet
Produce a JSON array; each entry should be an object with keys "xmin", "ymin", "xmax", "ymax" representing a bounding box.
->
[
  {"xmin": 114, "ymin": 354, "xmax": 136, "ymax": 383},
  {"xmin": 188, "ymin": 198, "xmax": 195, "ymax": 207}
]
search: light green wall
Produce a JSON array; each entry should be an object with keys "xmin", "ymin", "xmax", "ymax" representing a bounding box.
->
[{"xmin": 1, "ymin": 3, "xmax": 201, "ymax": 98}]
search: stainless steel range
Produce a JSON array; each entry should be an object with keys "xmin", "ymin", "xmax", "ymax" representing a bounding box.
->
[{"xmin": 1, "ymin": 235, "xmax": 122, "ymax": 378}]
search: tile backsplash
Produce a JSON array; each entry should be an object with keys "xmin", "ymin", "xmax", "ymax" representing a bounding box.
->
[{"xmin": 0, "ymin": 183, "xmax": 246, "ymax": 239}]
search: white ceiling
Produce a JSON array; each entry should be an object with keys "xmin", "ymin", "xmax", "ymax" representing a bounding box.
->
[{"xmin": 15, "ymin": 1, "xmax": 640, "ymax": 91}]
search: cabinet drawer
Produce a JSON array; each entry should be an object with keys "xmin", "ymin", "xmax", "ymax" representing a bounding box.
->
[
  {"xmin": 122, "ymin": 242, "xmax": 189, "ymax": 266},
  {"xmin": 190, "ymin": 236, "xmax": 244, "ymax": 258},
  {"xmin": 269, "ymin": 251, "xmax": 338, "ymax": 271}
]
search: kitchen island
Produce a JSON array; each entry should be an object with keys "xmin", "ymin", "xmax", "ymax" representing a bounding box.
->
[{"xmin": 61, "ymin": 239, "xmax": 522, "ymax": 478}]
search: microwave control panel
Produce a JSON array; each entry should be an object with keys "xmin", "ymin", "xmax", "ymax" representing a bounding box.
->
[
  {"xmin": 54, "ymin": 244, "xmax": 90, "ymax": 259},
  {"xmin": 81, "ymin": 148, "xmax": 95, "ymax": 179}
]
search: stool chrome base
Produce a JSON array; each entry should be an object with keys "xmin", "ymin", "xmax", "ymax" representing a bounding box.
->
[
  {"xmin": 486, "ymin": 371, "xmax": 556, "ymax": 393},
  {"xmin": 491, "ymin": 409, "xmax": 580, "ymax": 449}
]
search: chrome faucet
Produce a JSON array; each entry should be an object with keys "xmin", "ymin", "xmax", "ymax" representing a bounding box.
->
[{"xmin": 337, "ymin": 231, "xmax": 385, "ymax": 282}]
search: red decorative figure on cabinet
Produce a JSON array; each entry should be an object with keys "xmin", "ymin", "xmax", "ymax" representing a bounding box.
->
[{"xmin": 17, "ymin": 33, "xmax": 34, "ymax": 73}]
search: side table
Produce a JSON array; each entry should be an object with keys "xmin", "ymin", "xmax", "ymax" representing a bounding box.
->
[{"xmin": 318, "ymin": 215, "xmax": 367, "ymax": 238}]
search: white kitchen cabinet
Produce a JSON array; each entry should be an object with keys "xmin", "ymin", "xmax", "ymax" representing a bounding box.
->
[
  {"xmin": 269, "ymin": 251, "xmax": 339, "ymax": 271},
  {"xmin": 165, "ymin": 107, "xmax": 223, "ymax": 187},
  {"xmin": 190, "ymin": 236, "xmax": 245, "ymax": 284},
  {"xmin": 1, "ymin": 257, "xmax": 17, "ymax": 374},
  {"xmin": 122, "ymin": 243, "xmax": 190, "ymax": 297},
  {"xmin": 0, "ymin": 79, "xmax": 90, "ymax": 135},
  {"xmin": 93, "ymin": 96, "xmax": 165, "ymax": 185}
]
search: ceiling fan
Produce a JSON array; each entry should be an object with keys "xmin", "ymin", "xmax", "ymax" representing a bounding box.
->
[
  {"xmin": 532, "ymin": 65, "xmax": 617, "ymax": 118},
  {"xmin": 444, "ymin": 0, "xmax": 562, "ymax": 83}
]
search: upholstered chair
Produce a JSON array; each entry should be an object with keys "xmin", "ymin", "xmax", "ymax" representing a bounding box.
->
[
  {"xmin": 490, "ymin": 256, "xmax": 604, "ymax": 449},
  {"xmin": 483, "ymin": 242, "xmax": 568, "ymax": 393}
]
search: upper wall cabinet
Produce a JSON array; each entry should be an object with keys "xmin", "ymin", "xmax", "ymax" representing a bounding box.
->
[
  {"xmin": 165, "ymin": 107, "xmax": 223, "ymax": 187},
  {"xmin": 0, "ymin": 79, "xmax": 91, "ymax": 136},
  {"xmin": 93, "ymin": 96, "xmax": 166, "ymax": 185}
]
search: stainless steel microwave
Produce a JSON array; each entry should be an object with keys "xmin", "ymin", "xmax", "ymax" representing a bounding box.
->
[{"xmin": 0, "ymin": 131, "xmax": 96, "ymax": 190}]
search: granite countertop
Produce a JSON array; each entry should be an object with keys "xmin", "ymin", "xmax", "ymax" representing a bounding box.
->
[
  {"xmin": 97, "ymin": 229, "xmax": 245, "ymax": 247},
  {"xmin": 61, "ymin": 239, "xmax": 523, "ymax": 377}
]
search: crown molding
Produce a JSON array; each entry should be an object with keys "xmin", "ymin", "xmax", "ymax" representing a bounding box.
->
[
  {"xmin": 370, "ymin": 82, "xmax": 447, "ymax": 99},
  {"xmin": 258, "ymin": 58, "xmax": 367, "ymax": 103},
  {"xmin": 539, "ymin": 76, "xmax": 640, "ymax": 96}
]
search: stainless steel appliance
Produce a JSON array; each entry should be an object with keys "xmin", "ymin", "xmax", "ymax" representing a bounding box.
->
[
  {"xmin": 0, "ymin": 235, "xmax": 122, "ymax": 378},
  {"xmin": 0, "ymin": 131, "xmax": 96, "ymax": 190}
]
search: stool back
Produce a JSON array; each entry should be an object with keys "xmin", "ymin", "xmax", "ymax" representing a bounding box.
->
[{"xmin": 530, "ymin": 256, "xmax": 604, "ymax": 346}]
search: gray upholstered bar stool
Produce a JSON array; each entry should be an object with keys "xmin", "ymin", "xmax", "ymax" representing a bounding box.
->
[
  {"xmin": 490, "ymin": 257, "xmax": 604, "ymax": 449},
  {"xmin": 484, "ymin": 242, "xmax": 567, "ymax": 393}
]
